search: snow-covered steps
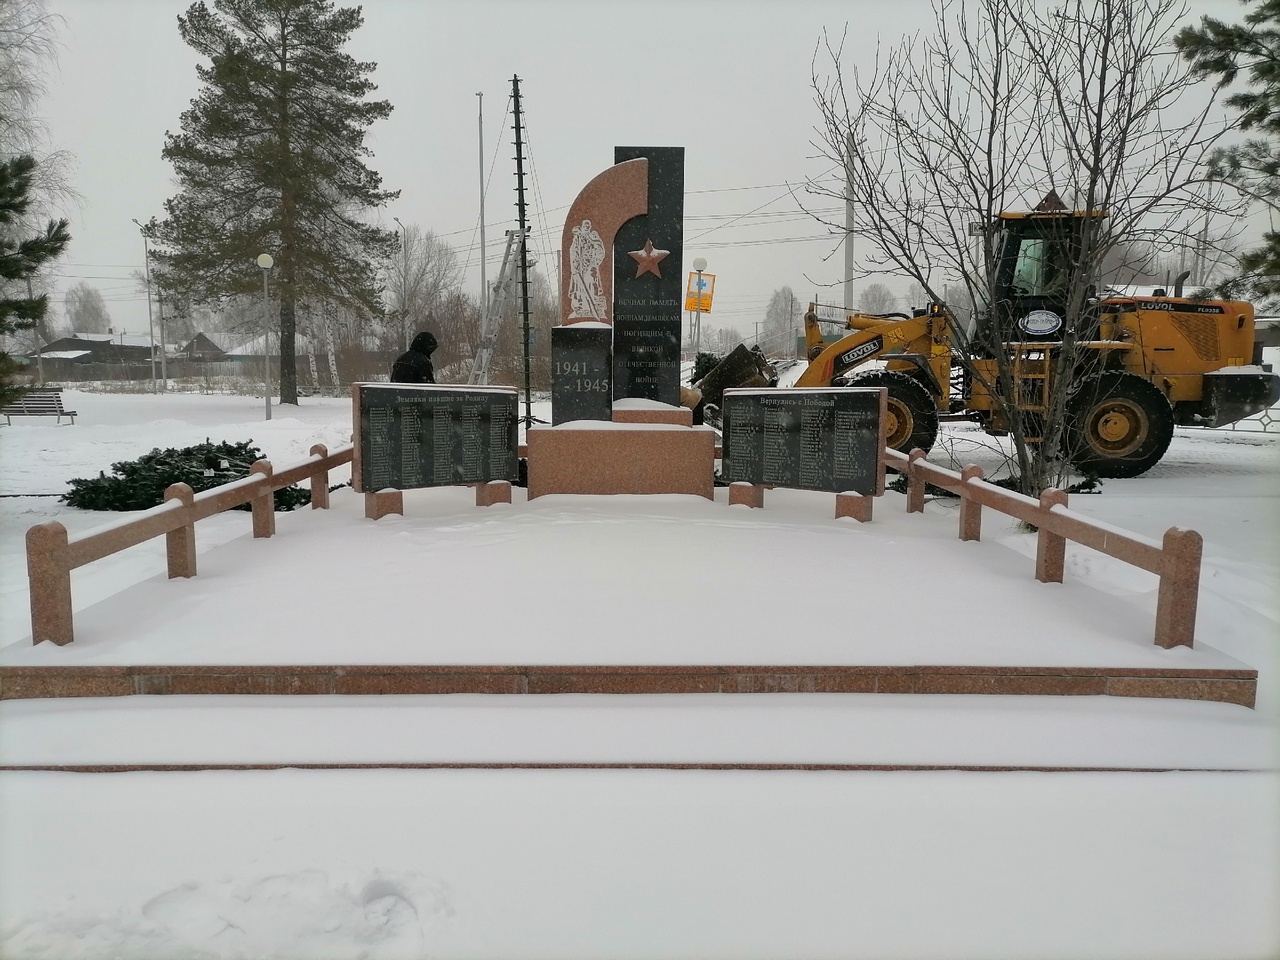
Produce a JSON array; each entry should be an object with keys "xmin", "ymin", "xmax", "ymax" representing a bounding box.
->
[{"xmin": 2, "ymin": 692, "xmax": 1274, "ymax": 772}]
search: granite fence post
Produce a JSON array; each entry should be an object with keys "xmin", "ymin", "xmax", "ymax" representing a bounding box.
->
[
  {"xmin": 835, "ymin": 492, "xmax": 872, "ymax": 522},
  {"xmin": 1035, "ymin": 489, "xmax": 1069, "ymax": 583},
  {"xmin": 475, "ymin": 480, "xmax": 512, "ymax": 507},
  {"xmin": 728, "ymin": 482, "xmax": 765, "ymax": 508},
  {"xmin": 163, "ymin": 483, "xmax": 197, "ymax": 578},
  {"xmin": 250, "ymin": 460, "xmax": 276, "ymax": 538},
  {"xmin": 365, "ymin": 489, "xmax": 404, "ymax": 520},
  {"xmin": 958, "ymin": 465, "xmax": 984, "ymax": 542},
  {"xmin": 1154, "ymin": 528, "xmax": 1203, "ymax": 648},
  {"xmin": 27, "ymin": 521, "xmax": 73, "ymax": 645},
  {"xmin": 906, "ymin": 449, "xmax": 926, "ymax": 513},
  {"xmin": 309, "ymin": 444, "xmax": 330, "ymax": 510}
]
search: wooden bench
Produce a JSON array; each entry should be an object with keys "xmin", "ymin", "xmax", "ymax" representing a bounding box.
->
[{"xmin": 1, "ymin": 389, "xmax": 77, "ymax": 425}]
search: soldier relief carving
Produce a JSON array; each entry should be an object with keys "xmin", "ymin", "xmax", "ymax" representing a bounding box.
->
[{"xmin": 567, "ymin": 219, "xmax": 607, "ymax": 320}]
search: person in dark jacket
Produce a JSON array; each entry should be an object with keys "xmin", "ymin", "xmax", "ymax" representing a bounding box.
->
[{"xmin": 390, "ymin": 330, "xmax": 438, "ymax": 383}]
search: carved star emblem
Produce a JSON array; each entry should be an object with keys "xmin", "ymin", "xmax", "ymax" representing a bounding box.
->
[{"xmin": 628, "ymin": 239, "xmax": 670, "ymax": 278}]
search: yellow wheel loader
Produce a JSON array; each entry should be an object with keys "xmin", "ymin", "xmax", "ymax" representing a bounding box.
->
[{"xmin": 704, "ymin": 205, "xmax": 1280, "ymax": 479}]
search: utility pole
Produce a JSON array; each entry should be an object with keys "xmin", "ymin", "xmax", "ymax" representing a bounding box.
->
[
  {"xmin": 783, "ymin": 289, "xmax": 793, "ymax": 360},
  {"xmin": 393, "ymin": 216, "xmax": 408, "ymax": 349},
  {"xmin": 157, "ymin": 293, "xmax": 168, "ymax": 391},
  {"xmin": 477, "ymin": 91, "xmax": 487, "ymax": 315},
  {"xmin": 512, "ymin": 74, "xmax": 534, "ymax": 427},
  {"xmin": 132, "ymin": 219, "xmax": 158, "ymax": 393}
]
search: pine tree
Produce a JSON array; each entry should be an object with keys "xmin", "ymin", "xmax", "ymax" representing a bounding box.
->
[
  {"xmin": 1177, "ymin": 0, "xmax": 1280, "ymax": 298},
  {"xmin": 152, "ymin": 0, "xmax": 398, "ymax": 404},
  {"xmin": 0, "ymin": 154, "xmax": 70, "ymax": 407}
]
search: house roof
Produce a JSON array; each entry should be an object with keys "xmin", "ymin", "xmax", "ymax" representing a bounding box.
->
[
  {"xmin": 65, "ymin": 333, "xmax": 157, "ymax": 349},
  {"xmin": 225, "ymin": 332, "xmax": 318, "ymax": 357}
]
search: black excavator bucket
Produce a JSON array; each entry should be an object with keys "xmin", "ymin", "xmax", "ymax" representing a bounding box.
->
[{"xmin": 693, "ymin": 344, "xmax": 779, "ymax": 416}]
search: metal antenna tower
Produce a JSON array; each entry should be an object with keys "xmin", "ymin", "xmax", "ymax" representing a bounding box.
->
[{"xmin": 511, "ymin": 75, "xmax": 536, "ymax": 426}]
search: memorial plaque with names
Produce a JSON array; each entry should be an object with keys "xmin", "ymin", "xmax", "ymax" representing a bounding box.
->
[
  {"xmin": 613, "ymin": 145, "xmax": 683, "ymax": 404},
  {"xmin": 551, "ymin": 324, "xmax": 613, "ymax": 425},
  {"xmin": 721, "ymin": 388, "xmax": 882, "ymax": 494},
  {"xmin": 357, "ymin": 384, "xmax": 518, "ymax": 491}
]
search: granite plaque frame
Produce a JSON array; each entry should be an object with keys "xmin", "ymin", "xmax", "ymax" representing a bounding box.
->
[
  {"xmin": 551, "ymin": 324, "xmax": 613, "ymax": 425},
  {"xmin": 720, "ymin": 387, "xmax": 883, "ymax": 494},
  {"xmin": 353, "ymin": 384, "xmax": 518, "ymax": 492},
  {"xmin": 612, "ymin": 145, "xmax": 684, "ymax": 404}
]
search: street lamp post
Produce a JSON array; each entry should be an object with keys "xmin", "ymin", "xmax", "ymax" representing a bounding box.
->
[
  {"xmin": 692, "ymin": 257, "xmax": 707, "ymax": 354},
  {"xmin": 132, "ymin": 219, "xmax": 158, "ymax": 393},
  {"xmin": 257, "ymin": 253, "xmax": 273, "ymax": 421}
]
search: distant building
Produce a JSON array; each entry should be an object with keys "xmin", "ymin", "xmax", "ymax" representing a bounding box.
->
[
  {"xmin": 31, "ymin": 335, "xmax": 155, "ymax": 365},
  {"xmin": 178, "ymin": 333, "xmax": 230, "ymax": 362}
]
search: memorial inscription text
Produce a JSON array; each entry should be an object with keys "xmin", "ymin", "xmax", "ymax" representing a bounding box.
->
[
  {"xmin": 721, "ymin": 388, "xmax": 881, "ymax": 494},
  {"xmin": 359, "ymin": 385, "xmax": 519, "ymax": 491}
]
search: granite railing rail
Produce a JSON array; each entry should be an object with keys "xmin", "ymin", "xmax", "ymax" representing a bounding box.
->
[
  {"xmin": 26, "ymin": 444, "xmax": 353, "ymax": 646},
  {"xmin": 884, "ymin": 448, "xmax": 1202, "ymax": 650}
]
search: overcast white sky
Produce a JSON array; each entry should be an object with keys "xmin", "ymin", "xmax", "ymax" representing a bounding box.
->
[{"xmin": 39, "ymin": 0, "xmax": 1244, "ymax": 340}]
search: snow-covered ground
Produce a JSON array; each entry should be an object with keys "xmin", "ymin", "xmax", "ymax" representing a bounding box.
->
[{"xmin": 1, "ymin": 388, "xmax": 1277, "ymax": 959}]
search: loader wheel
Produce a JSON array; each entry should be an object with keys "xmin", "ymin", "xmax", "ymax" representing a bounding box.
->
[
  {"xmin": 847, "ymin": 369, "xmax": 939, "ymax": 455},
  {"xmin": 1065, "ymin": 372, "xmax": 1174, "ymax": 478}
]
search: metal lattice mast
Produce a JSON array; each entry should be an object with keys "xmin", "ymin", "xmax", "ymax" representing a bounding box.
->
[
  {"xmin": 467, "ymin": 230, "xmax": 521, "ymax": 385},
  {"xmin": 511, "ymin": 75, "xmax": 534, "ymax": 426}
]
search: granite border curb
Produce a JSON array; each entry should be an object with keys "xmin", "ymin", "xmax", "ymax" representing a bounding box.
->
[{"xmin": 0, "ymin": 663, "xmax": 1257, "ymax": 707}]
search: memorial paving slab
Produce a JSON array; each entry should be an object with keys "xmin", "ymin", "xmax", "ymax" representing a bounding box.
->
[{"xmin": 0, "ymin": 485, "xmax": 1258, "ymax": 707}]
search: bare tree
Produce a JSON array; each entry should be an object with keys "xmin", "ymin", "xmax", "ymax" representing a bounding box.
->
[
  {"xmin": 712, "ymin": 325, "xmax": 746, "ymax": 354},
  {"xmin": 434, "ymin": 287, "xmax": 482, "ymax": 381},
  {"xmin": 385, "ymin": 224, "xmax": 463, "ymax": 350},
  {"xmin": 0, "ymin": 0, "xmax": 75, "ymax": 360},
  {"xmin": 63, "ymin": 280, "xmax": 110, "ymax": 334},
  {"xmin": 857, "ymin": 282, "xmax": 898, "ymax": 314},
  {"xmin": 763, "ymin": 286, "xmax": 801, "ymax": 357},
  {"xmin": 809, "ymin": 0, "xmax": 1241, "ymax": 492},
  {"xmin": 0, "ymin": 0, "xmax": 75, "ymax": 220}
]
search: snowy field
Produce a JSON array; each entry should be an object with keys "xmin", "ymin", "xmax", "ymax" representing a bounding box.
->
[{"xmin": 0, "ymin": 388, "xmax": 1278, "ymax": 959}]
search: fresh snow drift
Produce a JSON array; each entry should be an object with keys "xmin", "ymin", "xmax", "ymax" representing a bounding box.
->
[{"xmin": 0, "ymin": 388, "xmax": 1276, "ymax": 960}]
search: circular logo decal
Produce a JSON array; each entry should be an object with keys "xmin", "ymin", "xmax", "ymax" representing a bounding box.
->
[{"xmin": 1019, "ymin": 310, "xmax": 1062, "ymax": 335}]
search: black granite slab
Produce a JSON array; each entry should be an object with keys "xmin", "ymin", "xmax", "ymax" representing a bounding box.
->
[
  {"xmin": 357, "ymin": 384, "xmax": 519, "ymax": 490},
  {"xmin": 551, "ymin": 325, "xmax": 613, "ymax": 425},
  {"xmin": 613, "ymin": 145, "xmax": 684, "ymax": 403},
  {"xmin": 721, "ymin": 388, "xmax": 881, "ymax": 494}
]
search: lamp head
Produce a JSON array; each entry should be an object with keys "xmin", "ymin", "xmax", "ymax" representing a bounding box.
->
[
  {"xmin": 257, "ymin": 253, "xmax": 273, "ymax": 270},
  {"xmin": 692, "ymin": 257, "xmax": 707, "ymax": 272}
]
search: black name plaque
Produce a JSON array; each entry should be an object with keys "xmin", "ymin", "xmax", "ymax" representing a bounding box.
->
[
  {"xmin": 721, "ymin": 388, "xmax": 883, "ymax": 494},
  {"xmin": 357, "ymin": 384, "xmax": 518, "ymax": 491}
]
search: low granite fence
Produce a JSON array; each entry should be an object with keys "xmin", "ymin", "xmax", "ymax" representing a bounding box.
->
[
  {"xmin": 26, "ymin": 444, "xmax": 354, "ymax": 646},
  {"xmin": 22, "ymin": 442, "xmax": 1202, "ymax": 654},
  {"xmin": 884, "ymin": 448, "xmax": 1202, "ymax": 649}
]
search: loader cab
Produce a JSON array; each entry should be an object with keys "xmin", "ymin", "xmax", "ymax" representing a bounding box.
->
[{"xmin": 986, "ymin": 201, "xmax": 1105, "ymax": 344}]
